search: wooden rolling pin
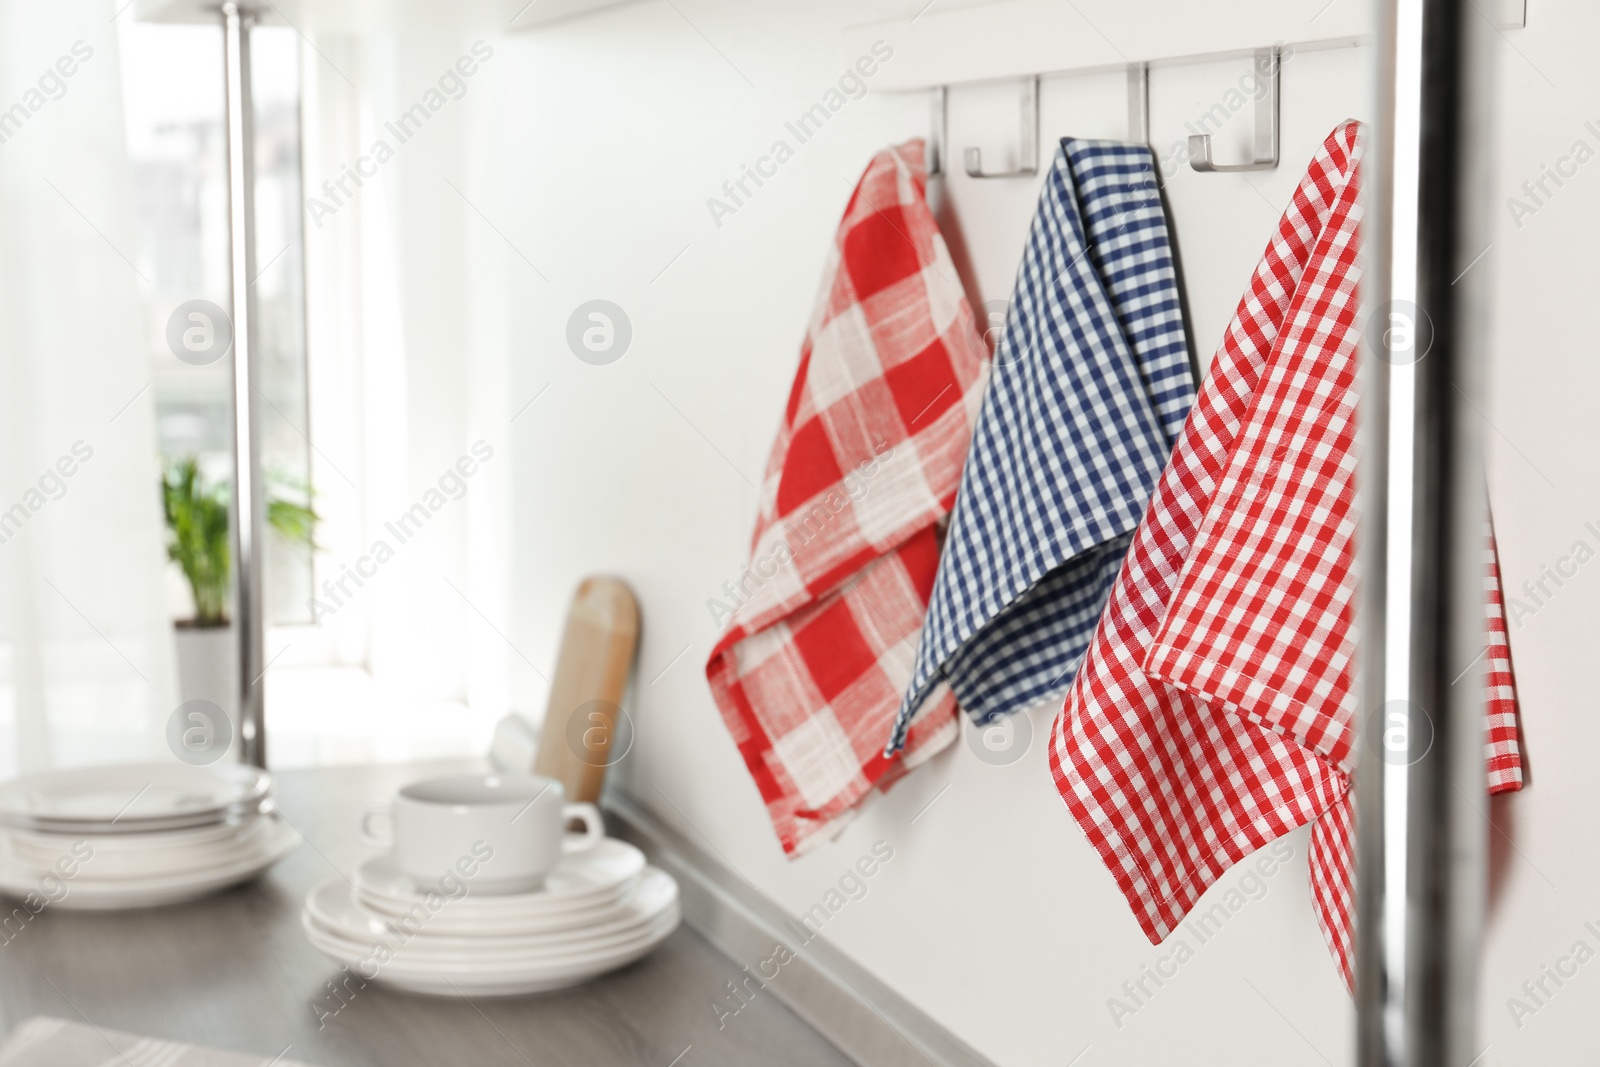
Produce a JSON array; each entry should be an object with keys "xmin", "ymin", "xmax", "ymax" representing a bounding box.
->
[{"xmin": 532, "ymin": 577, "xmax": 641, "ymax": 804}]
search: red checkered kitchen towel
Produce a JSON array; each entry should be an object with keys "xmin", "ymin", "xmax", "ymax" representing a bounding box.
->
[
  {"xmin": 706, "ymin": 141, "xmax": 989, "ymax": 856},
  {"xmin": 1049, "ymin": 121, "xmax": 1523, "ymax": 988}
]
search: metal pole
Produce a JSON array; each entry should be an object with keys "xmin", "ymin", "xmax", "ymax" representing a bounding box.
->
[
  {"xmin": 222, "ymin": 2, "xmax": 266, "ymax": 768},
  {"xmin": 1357, "ymin": 0, "xmax": 1498, "ymax": 1063}
]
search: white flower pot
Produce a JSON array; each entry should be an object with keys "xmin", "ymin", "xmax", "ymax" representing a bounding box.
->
[{"xmin": 172, "ymin": 624, "xmax": 238, "ymax": 720}]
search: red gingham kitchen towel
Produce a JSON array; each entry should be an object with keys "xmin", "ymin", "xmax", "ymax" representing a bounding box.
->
[
  {"xmin": 1290, "ymin": 521, "xmax": 1525, "ymax": 982},
  {"xmin": 1049, "ymin": 121, "xmax": 1523, "ymax": 989},
  {"xmin": 1484, "ymin": 519, "xmax": 1524, "ymax": 792},
  {"xmin": 706, "ymin": 141, "xmax": 989, "ymax": 857}
]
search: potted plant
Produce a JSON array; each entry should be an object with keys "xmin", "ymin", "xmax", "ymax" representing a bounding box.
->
[{"xmin": 162, "ymin": 457, "xmax": 317, "ymax": 708}]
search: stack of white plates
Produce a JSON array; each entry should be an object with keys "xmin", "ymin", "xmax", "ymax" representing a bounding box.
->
[
  {"xmin": 301, "ymin": 837, "xmax": 679, "ymax": 996},
  {"xmin": 0, "ymin": 762, "xmax": 301, "ymax": 909}
]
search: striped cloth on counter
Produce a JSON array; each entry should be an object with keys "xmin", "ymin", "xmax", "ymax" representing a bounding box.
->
[{"xmin": 0, "ymin": 1017, "xmax": 318, "ymax": 1067}]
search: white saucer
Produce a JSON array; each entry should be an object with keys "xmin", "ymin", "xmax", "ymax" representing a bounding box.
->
[
  {"xmin": 353, "ymin": 836, "xmax": 645, "ymax": 916},
  {"xmin": 0, "ymin": 763, "xmax": 272, "ymax": 832},
  {"xmin": 0, "ymin": 814, "xmax": 300, "ymax": 909}
]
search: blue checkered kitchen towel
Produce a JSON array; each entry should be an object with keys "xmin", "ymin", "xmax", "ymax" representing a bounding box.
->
[{"xmin": 885, "ymin": 138, "xmax": 1196, "ymax": 753}]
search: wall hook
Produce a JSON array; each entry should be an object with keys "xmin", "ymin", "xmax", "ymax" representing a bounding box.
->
[
  {"xmin": 929, "ymin": 86, "xmax": 947, "ymax": 176},
  {"xmin": 1127, "ymin": 62, "xmax": 1149, "ymax": 145},
  {"xmin": 1188, "ymin": 47, "xmax": 1280, "ymax": 172},
  {"xmin": 964, "ymin": 75, "xmax": 1039, "ymax": 179}
]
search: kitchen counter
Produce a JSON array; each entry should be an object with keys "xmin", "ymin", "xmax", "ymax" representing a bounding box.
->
[{"xmin": 0, "ymin": 758, "xmax": 851, "ymax": 1067}]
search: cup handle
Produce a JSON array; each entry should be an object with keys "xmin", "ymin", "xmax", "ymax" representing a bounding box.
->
[
  {"xmin": 359, "ymin": 802, "xmax": 393, "ymax": 848},
  {"xmin": 561, "ymin": 802, "xmax": 605, "ymax": 853}
]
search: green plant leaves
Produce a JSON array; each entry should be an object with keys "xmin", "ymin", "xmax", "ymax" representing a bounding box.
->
[{"xmin": 161, "ymin": 459, "xmax": 320, "ymax": 628}]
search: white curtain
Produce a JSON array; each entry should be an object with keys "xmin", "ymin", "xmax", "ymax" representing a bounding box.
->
[
  {"xmin": 0, "ymin": 0, "xmax": 177, "ymax": 777},
  {"xmin": 268, "ymin": 28, "xmax": 516, "ymax": 765}
]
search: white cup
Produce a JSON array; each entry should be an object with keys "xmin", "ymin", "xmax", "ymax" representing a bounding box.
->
[{"xmin": 360, "ymin": 773, "xmax": 603, "ymax": 895}]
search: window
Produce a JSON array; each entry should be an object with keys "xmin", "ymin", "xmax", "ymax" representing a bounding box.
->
[{"xmin": 121, "ymin": 20, "xmax": 312, "ymax": 629}]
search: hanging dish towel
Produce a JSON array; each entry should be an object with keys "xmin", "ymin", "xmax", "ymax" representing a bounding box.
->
[
  {"xmin": 885, "ymin": 139, "xmax": 1195, "ymax": 754},
  {"xmin": 1048, "ymin": 121, "xmax": 1523, "ymax": 989},
  {"xmin": 705, "ymin": 140, "xmax": 989, "ymax": 857}
]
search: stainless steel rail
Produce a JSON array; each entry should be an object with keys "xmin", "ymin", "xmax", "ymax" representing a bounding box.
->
[
  {"xmin": 1357, "ymin": 0, "xmax": 1500, "ymax": 1063},
  {"xmin": 221, "ymin": 2, "xmax": 267, "ymax": 768}
]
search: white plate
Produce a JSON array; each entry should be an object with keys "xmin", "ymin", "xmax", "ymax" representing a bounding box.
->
[
  {"xmin": 0, "ymin": 763, "xmax": 271, "ymax": 830},
  {"xmin": 350, "ymin": 886, "xmax": 633, "ymax": 935},
  {"xmin": 303, "ymin": 888, "xmax": 678, "ymax": 965},
  {"xmin": 303, "ymin": 901, "xmax": 679, "ymax": 979},
  {"xmin": 1, "ymin": 816, "xmax": 277, "ymax": 880},
  {"xmin": 353, "ymin": 836, "xmax": 645, "ymax": 916},
  {"xmin": 302, "ymin": 901, "xmax": 679, "ymax": 977},
  {"xmin": 0, "ymin": 815, "xmax": 300, "ymax": 910},
  {"xmin": 301, "ymin": 896, "xmax": 678, "ymax": 996},
  {"xmin": 7, "ymin": 809, "xmax": 265, "ymax": 844},
  {"xmin": 301, "ymin": 915, "xmax": 677, "ymax": 996},
  {"xmin": 354, "ymin": 878, "xmax": 638, "ymax": 937},
  {"xmin": 306, "ymin": 867, "xmax": 677, "ymax": 958},
  {"xmin": 1, "ymin": 811, "xmax": 268, "ymax": 853}
]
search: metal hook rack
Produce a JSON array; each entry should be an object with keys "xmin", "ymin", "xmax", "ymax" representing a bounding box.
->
[
  {"xmin": 928, "ymin": 51, "xmax": 1279, "ymax": 181},
  {"xmin": 929, "ymin": 85, "xmax": 946, "ymax": 177},
  {"xmin": 963, "ymin": 75, "xmax": 1039, "ymax": 179},
  {"xmin": 1187, "ymin": 47, "xmax": 1281, "ymax": 172},
  {"xmin": 1127, "ymin": 62, "xmax": 1150, "ymax": 145}
]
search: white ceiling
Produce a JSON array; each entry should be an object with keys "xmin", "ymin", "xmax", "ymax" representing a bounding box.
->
[{"xmin": 132, "ymin": 0, "xmax": 640, "ymax": 32}]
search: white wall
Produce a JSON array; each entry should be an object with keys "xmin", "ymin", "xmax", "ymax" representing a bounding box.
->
[
  {"xmin": 1479, "ymin": 2, "xmax": 1600, "ymax": 1061},
  {"xmin": 490, "ymin": 4, "xmax": 1362, "ymax": 1065},
  {"xmin": 341, "ymin": 0, "xmax": 1591, "ymax": 1063}
]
